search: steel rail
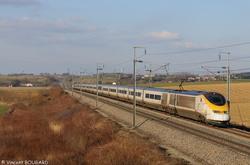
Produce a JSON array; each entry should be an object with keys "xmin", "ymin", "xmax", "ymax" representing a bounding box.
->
[{"xmin": 73, "ymin": 89, "xmax": 250, "ymax": 156}]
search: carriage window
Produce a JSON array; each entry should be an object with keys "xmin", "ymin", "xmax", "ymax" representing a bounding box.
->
[
  {"xmin": 155, "ymin": 95, "xmax": 161, "ymax": 100},
  {"xmin": 136, "ymin": 92, "xmax": 141, "ymax": 97},
  {"xmin": 118, "ymin": 90, "xmax": 126, "ymax": 94},
  {"xmin": 150, "ymin": 94, "xmax": 154, "ymax": 99},
  {"xmin": 145, "ymin": 94, "xmax": 149, "ymax": 98}
]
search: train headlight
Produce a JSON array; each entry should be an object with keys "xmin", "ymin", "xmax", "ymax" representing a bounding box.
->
[
  {"xmin": 224, "ymin": 111, "xmax": 229, "ymax": 114},
  {"xmin": 213, "ymin": 110, "xmax": 220, "ymax": 114}
]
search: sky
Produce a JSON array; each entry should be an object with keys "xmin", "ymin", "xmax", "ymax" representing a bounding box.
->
[{"xmin": 0, "ymin": 0, "xmax": 250, "ymax": 76}]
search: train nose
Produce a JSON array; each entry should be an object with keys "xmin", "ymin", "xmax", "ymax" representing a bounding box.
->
[{"xmin": 214, "ymin": 114, "xmax": 230, "ymax": 121}]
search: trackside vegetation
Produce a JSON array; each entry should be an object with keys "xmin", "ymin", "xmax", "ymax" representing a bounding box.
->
[
  {"xmin": 0, "ymin": 87, "xmax": 188, "ymax": 165},
  {"xmin": 0, "ymin": 105, "xmax": 7, "ymax": 115}
]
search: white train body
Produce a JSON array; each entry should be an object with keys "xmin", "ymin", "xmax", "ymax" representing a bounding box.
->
[{"xmin": 73, "ymin": 84, "xmax": 230, "ymax": 126}]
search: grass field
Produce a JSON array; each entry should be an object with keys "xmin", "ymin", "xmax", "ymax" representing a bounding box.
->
[
  {"xmin": 0, "ymin": 75, "xmax": 47, "ymax": 86},
  {"xmin": 155, "ymin": 82, "xmax": 250, "ymax": 128},
  {"xmin": 0, "ymin": 87, "xmax": 50, "ymax": 106}
]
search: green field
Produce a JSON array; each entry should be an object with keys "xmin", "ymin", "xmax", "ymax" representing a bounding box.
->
[{"xmin": 0, "ymin": 105, "xmax": 8, "ymax": 115}]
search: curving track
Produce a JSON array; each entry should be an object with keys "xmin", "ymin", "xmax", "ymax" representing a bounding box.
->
[
  {"xmin": 69, "ymin": 88, "xmax": 250, "ymax": 165},
  {"xmin": 73, "ymin": 89, "xmax": 250, "ymax": 157}
]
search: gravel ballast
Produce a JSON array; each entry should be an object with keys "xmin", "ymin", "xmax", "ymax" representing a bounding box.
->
[{"xmin": 71, "ymin": 91, "xmax": 250, "ymax": 165}]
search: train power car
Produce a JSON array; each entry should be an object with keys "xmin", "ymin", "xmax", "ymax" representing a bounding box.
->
[{"xmin": 73, "ymin": 84, "xmax": 230, "ymax": 127}]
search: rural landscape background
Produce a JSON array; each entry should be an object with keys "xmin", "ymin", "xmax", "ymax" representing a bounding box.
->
[
  {"xmin": 0, "ymin": 86, "xmax": 187, "ymax": 164},
  {"xmin": 1, "ymin": 1, "xmax": 250, "ymax": 164},
  {"xmin": 0, "ymin": 74, "xmax": 249, "ymax": 164},
  {"xmin": 1, "ymin": 74, "xmax": 249, "ymax": 128}
]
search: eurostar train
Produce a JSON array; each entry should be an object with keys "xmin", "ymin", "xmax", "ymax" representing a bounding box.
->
[{"xmin": 73, "ymin": 84, "xmax": 230, "ymax": 127}]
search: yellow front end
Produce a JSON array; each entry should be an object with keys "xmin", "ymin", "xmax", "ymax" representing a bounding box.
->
[{"xmin": 202, "ymin": 95, "xmax": 230, "ymax": 126}]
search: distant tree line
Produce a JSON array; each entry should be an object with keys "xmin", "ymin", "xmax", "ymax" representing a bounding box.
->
[
  {"xmin": 8, "ymin": 73, "xmax": 34, "ymax": 76},
  {"xmin": 235, "ymin": 72, "xmax": 250, "ymax": 79},
  {"xmin": 99, "ymin": 72, "xmax": 250, "ymax": 85},
  {"xmin": 0, "ymin": 76, "xmax": 60, "ymax": 87}
]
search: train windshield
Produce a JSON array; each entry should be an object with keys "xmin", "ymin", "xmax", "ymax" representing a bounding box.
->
[{"xmin": 204, "ymin": 92, "xmax": 226, "ymax": 106}]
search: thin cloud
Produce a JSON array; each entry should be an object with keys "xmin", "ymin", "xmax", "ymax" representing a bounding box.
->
[
  {"xmin": 70, "ymin": 17, "xmax": 86, "ymax": 23},
  {"xmin": 0, "ymin": 17, "xmax": 104, "ymax": 46},
  {"xmin": 145, "ymin": 30, "xmax": 180, "ymax": 40},
  {"xmin": 0, "ymin": 17, "xmax": 102, "ymax": 33},
  {"xmin": 111, "ymin": 30, "xmax": 181, "ymax": 44},
  {"xmin": 173, "ymin": 41, "xmax": 200, "ymax": 48},
  {"xmin": 0, "ymin": 0, "xmax": 41, "ymax": 6}
]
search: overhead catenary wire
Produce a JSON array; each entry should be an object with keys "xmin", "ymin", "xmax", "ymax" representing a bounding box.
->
[
  {"xmin": 144, "ymin": 41, "xmax": 250, "ymax": 56},
  {"xmin": 163, "ymin": 56, "xmax": 250, "ymax": 70},
  {"xmin": 105, "ymin": 42, "xmax": 250, "ymax": 73}
]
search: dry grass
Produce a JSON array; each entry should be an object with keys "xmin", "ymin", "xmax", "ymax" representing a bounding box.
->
[
  {"xmin": 0, "ymin": 87, "xmax": 50, "ymax": 106},
  {"xmin": 0, "ymin": 87, "xmax": 187, "ymax": 165},
  {"xmin": 161, "ymin": 82, "xmax": 250, "ymax": 128},
  {"xmin": 84, "ymin": 131, "xmax": 182, "ymax": 165}
]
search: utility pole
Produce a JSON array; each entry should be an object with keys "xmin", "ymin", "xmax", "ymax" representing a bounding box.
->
[
  {"xmin": 133, "ymin": 47, "xmax": 146, "ymax": 127},
  {"xmin": 145, "ymin": 64, "xmax": 152, "ymax": 88},
  {"xmin": 80, "ymin": 68, "xmax": 86, "ymax": 99},
  {"xmin": 67, "ymin": 68, "xmax": 70, "ymax": 90},
  {"xmin": 118, "ymin": 68, "xmax": 124, "ymax": 85},
  {"xmin": 71, "ymin": 71, "xmax": 74, "ymax": 96},
  {"xmin": 219, "ymin": 52, "xmax": 231, "ymax": 110},
  {"xmin": 96, "ymin": 63, "xmax": 104, "ymax": 109}
]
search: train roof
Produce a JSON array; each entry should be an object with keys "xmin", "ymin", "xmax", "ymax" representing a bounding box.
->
[
  {"xmin": 77, "ymin": 83, "xmax": 220, "ymax": 96},
  {"xmin": 142, "ymin": 87, "xmax": 209, "ymax": 95},
  {"xmin": 169, "ymin": 90, "xmax": 208, "ymax": 95}
]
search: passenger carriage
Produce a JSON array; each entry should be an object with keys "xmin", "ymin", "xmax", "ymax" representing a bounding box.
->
[
  {"xmin": 127, "ymin": 87, "xmax": 144, "ymax": 104},
  {"xmin": 143, "ymin": 88, "xmax": 167, "ymax": 110},
  {"xmin": 108, "ymin": 85, "xmax": 118, "ymax": 98},
  {"xmin": 101, "ymin": 84, "xmax": 109, "ymax": 96},
  {"xmin": 73, "ymin": 83, "xmax": 230, "ymax": 127},
  {"xmin": 117, "ymin": 86, "xmax": 130, "ymax": 101}
]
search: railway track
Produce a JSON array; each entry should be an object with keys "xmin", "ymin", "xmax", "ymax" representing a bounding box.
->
[
  {"xmin": 73, "ymin": 90, "xmax": 250, "ymax": 157},
  {"xmin": 216, "ymin": 127, "xmax": 250, "ymax": 140}
]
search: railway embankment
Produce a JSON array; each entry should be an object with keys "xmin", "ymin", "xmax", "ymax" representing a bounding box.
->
[
  {"xmin": 0, "ymin": 87, "xmax": 186, "ymax": 164},
  {"xmin": 72, "ymin": 90, "xmax": 250, "ymax": 165}
]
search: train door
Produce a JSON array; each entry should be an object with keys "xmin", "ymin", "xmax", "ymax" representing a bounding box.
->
[
  {"xmin": 168, "ymin": 94, "xmax": 177, "ymax": 115},
  {"xmin": 196, "ymin": 97, "xmax": 201, "ymax": 112},
  {"xmin": 169, "ymin": 94, "xmax": 175, "ymax": 107},
  {"xmin": 161, "ymin": 93, "xmax": 168, "ymax": 105},
  {"xmin": 196, "ymin": 96, "xmax": 207, "ymax": 121}
]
